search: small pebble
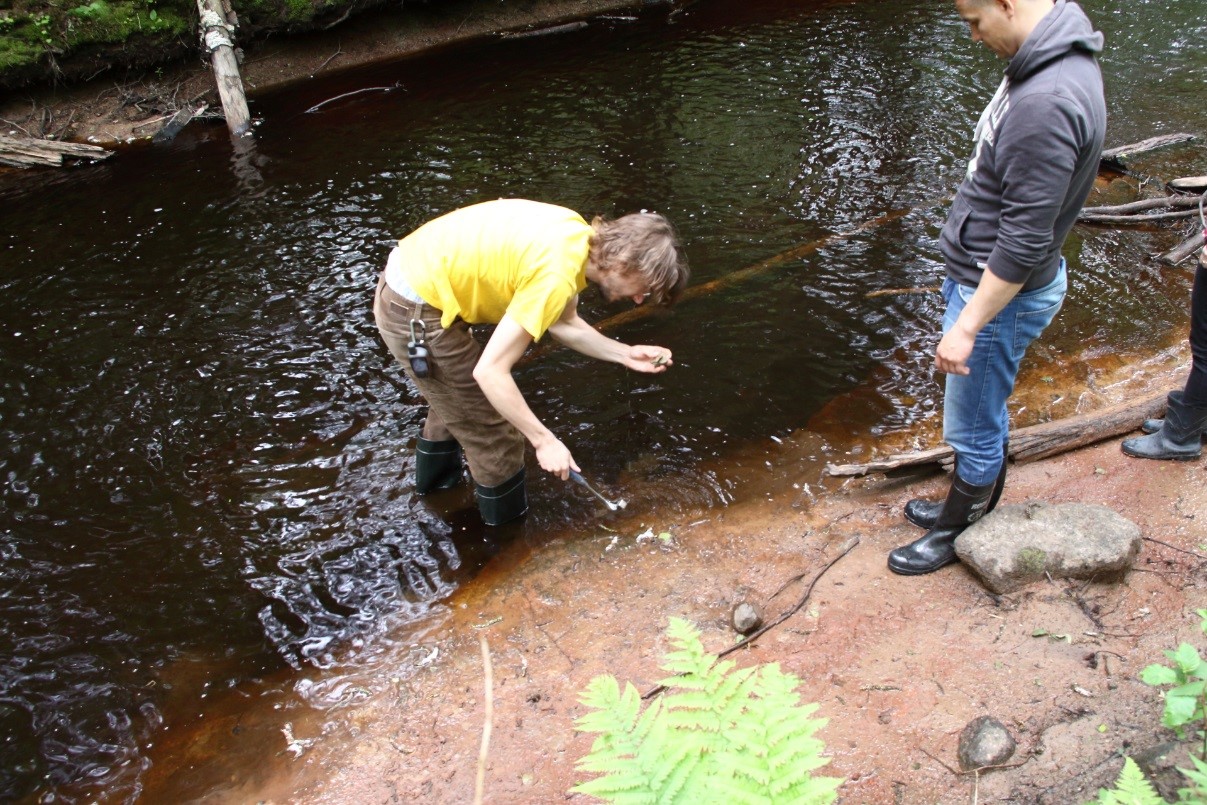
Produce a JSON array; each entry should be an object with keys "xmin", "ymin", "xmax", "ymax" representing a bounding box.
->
[{"xmin": 731, "ymin": 601, "xmax": 763, "ymax": 635}]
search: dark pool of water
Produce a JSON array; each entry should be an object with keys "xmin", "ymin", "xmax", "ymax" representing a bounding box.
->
[{"xmin": 1, "ymin": 0, "xmax": 1204, "ymax": 799}]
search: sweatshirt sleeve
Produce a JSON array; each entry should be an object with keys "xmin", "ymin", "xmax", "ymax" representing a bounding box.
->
[{"xmin": 985, "ymin": 92, "xmax": 1082, "ymax": 284}]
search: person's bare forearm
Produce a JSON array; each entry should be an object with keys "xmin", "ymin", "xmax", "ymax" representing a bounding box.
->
[
  {"xmin": 474, "ymin": 364, "xmax": 554, "ymax": 447},
  {"xmin": 474, "ymin": 315, "xmax": 577, "ymax": 477},
  {"xmin": 549, "ymin": 313, "xmax": 673, "ymax": 372},
  {"xmin": 548, "ymin": 315, "xmax": 629, "ymax": 363}
]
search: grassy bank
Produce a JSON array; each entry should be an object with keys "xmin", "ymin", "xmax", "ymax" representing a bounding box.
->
[{"xmin": 0, "ymin": 0, "xmax": 404, "ymax": 90}]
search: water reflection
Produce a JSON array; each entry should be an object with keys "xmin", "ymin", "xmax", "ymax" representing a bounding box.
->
[{"xmin": 0, "ymin": 0, "xmax": 1205, "ymax": 800}]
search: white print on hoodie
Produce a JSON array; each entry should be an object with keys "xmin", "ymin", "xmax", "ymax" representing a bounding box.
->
[{"xmin": 967, "ymin": 77, "xmax": 1010, "ymax": 179}]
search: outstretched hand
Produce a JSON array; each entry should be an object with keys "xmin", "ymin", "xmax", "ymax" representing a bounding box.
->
[{"xmin": 625, "ymin": 345, "xmax": 673, "ymax": 373}]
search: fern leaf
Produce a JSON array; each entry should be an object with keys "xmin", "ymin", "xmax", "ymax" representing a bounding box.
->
[
  {"xmin": 710, "ymin": 666, "xmax": 760, "ymax": 717},
  {"xmin": 662, "ymin": 618, "xmax": 719, "ymax": 678},
  {"xmin": 639, "ymin": 725, "xmax": 706, "ymax": 803},
  {"xmin": 778, "ymin": 775, "xmax": 844, "ymax": 805},
  {"xmin": 1089, "ymin": 757, "xmax": 1165, "ymax": 805},
  {"xmin": 572, "ymin": 619, "xmax": 842, "ymax": 804},
  {"xmin": 576, "ymin": 682, "xmax": 666, "ymax": 780},
  {"xmin": 576, "ymin": 676, "xmax": 640, "ymax": 734},
  {"xmin": 571, "ymin": 773, "xmax": 658, "ymax": 804},
  {"xmin": 1177, "ymin": 753, "xmax": 1207, "ymax": 804},
  {"xmin": 654, "ymin": 741, "xmax": 706, "ymax": 804}
]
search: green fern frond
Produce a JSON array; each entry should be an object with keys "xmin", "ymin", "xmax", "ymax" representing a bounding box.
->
[
  {"xmin": 573, "ymin": 619, "xmax": 842, "ymax": 804},
  {"xmin": 1087, "ymin": 757, "xmax": 1165, "ymax": 805},
  {"xmin": 577, "ymin": 675, "xmax": 640, "ymax": 731},
  {"xmin": 1177, "ymin": 753, "xmax": 1207, "ymax": 804},
  {"xmin": 775, "ymin": 775, "xmax": 845, "ymax": 805}
]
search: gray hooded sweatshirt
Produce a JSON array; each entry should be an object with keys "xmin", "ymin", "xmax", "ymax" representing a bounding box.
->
[{"xmin": 940, "ymin": 0, "xmax": 1106, "ymax": 291}]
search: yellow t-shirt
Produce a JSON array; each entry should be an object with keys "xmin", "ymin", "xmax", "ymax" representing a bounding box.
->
[{"xmin": 397, "ymin": 199, "xmax": 591, "ymax": 341}]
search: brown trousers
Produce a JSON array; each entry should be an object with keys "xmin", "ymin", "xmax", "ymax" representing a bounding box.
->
[{"xmin": 373, "ymin": 274, "xmax": 525, "ymax": 487}]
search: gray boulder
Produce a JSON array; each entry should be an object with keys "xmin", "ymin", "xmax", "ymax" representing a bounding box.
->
[{"xmin": 955, "ymin": 501, "xmax": 1141, "ymax": 594}]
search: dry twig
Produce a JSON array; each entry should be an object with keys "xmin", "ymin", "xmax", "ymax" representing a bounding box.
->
[
  {"xmin": 0, "ymin": 117, "xmax": 35, "ymax": 138},
  {"xmin": 1143, "ymin": 536, "xmax": 1207, "ymax": 563},
  {"xmin": 314, "ymin": 44, "xmax": 343, "ymax": 74},
  {"xmin": 474, "ymin": 635, "xmax": 493, "ymax": 805}
]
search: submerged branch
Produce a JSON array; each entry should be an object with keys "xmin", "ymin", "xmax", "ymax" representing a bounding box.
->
[{"xmin": 305, "ymin": 85, "xmax": 398, "ymax": 114}]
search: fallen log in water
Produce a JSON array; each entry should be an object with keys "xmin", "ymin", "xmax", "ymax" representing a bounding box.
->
[
  {"xmin": 824, "ymin": 387, "xmax": 1170, "ymax": 477},
  {"xmin": 0, "ymin": 134, "xmax": 112, "ymax": 168},
  {"xmin": 1100, "ymin": 133, "xmax": 1197, "ymax": 168}
]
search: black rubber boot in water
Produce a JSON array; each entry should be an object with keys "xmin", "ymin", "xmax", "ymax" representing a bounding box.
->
[
  {"xmin": 415, "ymin": 437, "xmax": 464, "ymax": 493},
  {"xmin": 889, "ymin": 474, "xmax": 996, "ymax": 576},
  {"xmin": 1122, "ymin": 393, "xmax": 1207, "ymax": 461},
  {"xmin": 905, "ymin": 443, "xmax": 1007, "ymax": 530},
  {"xmin": 476, "ymin": 467, "xmax": 528, "ymax": 526}
]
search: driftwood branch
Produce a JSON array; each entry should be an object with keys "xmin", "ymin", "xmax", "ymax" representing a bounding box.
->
[
  {"xmin": 1079, "ymin": 209, "xmax": 1200, "ymax": 225},
  {"xmin": 304, "ymin": 85, "xmax": 396, "ymax": 114},
  {"xmin": 0, "ymin": 134, "xmax": 112, "ymax": 168},
  {"xmin": 313, "ymin": 45, "xmax": 343, "ymax": 74},
  {"xmin": 593, "ymin": 202, "xmax": 927, "ymax": 333},
  {"xmin": 1160, "ymin": 230, "xmax": 1207, "ymax": 266},
  {"xmin": 825, "ymin": 388, "xmax": 1171, "ymax": 477},
  {"xmin": 721, "ymin": 535, "xmax": 860, "ymax": 659},
  {"xmin": 502, "ymin": 21, "xmax": 588, "ymax": 39},
  {"xmin": 1080, "ymin": 195, "xmax": 1203, "ymax": 216},
  {"xmin": 865, "ymin": 285, "xmax": 941, "ymax": 299},
  {"xmin": 1100, "ymin": 133, "xmax": 1198, "ymax": 167}
]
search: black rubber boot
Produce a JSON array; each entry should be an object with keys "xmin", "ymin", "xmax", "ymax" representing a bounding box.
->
[
  {"xmin": 1140, "ymin": 391, "xmax": 1207, "ymax": 439},
  {"xmin": 905, "ymin": 443, "xmax": 1007, "ymax": 530},
  {"xmin": 1122, "ymin": 393, "xmax": 1207, "ymax": 461},
  {"xmin": 476, "ymin": 467, "xmax": 528, "ymax": 526},
  {"xmin": 415, "ymin": 437, "xmax": 464, "ymax": 493},
  {"xmin": 888, "ymin": 474, "xmax": 996, "ymax": 576}
]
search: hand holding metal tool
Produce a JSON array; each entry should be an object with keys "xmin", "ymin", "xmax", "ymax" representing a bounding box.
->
[{"xmin": 569, "ymin": 470, "xmax": 627, "ymax": 511}]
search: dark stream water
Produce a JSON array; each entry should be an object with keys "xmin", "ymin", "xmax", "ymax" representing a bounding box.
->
[{"xmin": 1, "ymin": 0, "xmax": 1204, "ymax": 799}]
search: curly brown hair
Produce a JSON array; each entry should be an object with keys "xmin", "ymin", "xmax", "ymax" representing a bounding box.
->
[{"xmin": 589, "ymin": 212, "xmax": 689, "ymax": 306}]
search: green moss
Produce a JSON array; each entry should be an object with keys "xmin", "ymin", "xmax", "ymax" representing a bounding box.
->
[
  {"xmin": 0, "ymin": 0, "xmax": 393, "ymax": 88},
  {"xmin": 0, "ymin": 33, "xmax": 41, "ymax": 72},
  {"xmin": 61, "ymin": 2, "xmax": 189, "ymax": 48},
  {"xmin": 1015, "ymin": 547, "xmax": 1048, "ymax": 575},
  {"xmin": 283, "ymin": 0, "xmax": 314, "ymax": 23}
]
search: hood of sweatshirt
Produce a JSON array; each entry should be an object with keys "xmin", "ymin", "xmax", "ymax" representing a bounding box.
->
[{"xmin": 1007, "ymin": 0, "xmax": 1104, "ymax": 82}]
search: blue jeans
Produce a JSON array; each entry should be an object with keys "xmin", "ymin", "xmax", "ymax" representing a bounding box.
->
[{"xmin": 942, "ymin": 262, "xmax": 1067, "ymax": 486}]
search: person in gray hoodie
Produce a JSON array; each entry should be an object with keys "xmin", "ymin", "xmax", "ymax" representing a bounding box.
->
[{"xmin": 889, "ymin": 0, "xmax": 1107, "ymax": 576}]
